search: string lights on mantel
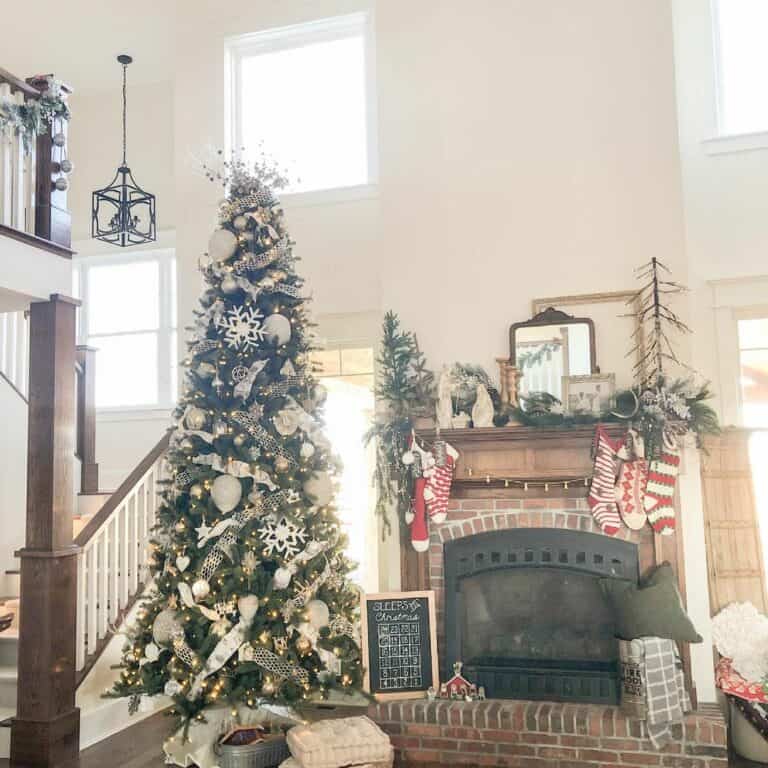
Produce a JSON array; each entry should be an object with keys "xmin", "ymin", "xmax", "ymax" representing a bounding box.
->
[{"xmin": 463, "ymin": 467, "xmax": 592, "ymax": 492}]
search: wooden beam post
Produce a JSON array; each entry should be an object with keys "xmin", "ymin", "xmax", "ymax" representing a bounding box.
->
[
  {"xmin": 75, "ymin": 346, "xmax": 99, "ymax": 495},
  {"xmin": 11, "ymin": 294, "xmax": 81, "ymax": 768}
]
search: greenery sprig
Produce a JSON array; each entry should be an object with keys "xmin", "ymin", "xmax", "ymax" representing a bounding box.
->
[{"xmin": 0, "ymin": 78, "xmax": 70, "ymax": 153}]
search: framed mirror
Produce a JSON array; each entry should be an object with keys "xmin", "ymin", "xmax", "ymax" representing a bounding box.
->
[{"xmin": 510, "ymin": 308, "xmax": 596, "ymax": 402}]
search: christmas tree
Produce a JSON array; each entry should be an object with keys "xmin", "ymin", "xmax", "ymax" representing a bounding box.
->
[{"xmin": 112, "ymin": 156, "xmax": 363, "ymax": 726}]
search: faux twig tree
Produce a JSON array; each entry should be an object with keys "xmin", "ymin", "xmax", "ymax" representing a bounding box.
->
[
  {"xmin": 629, "ymin": 257, "xmax": 691, "ymax": 386},
  {"xmin": 364, "ymin": 312, "xmax": 435, "ymax": 532},
  {"xmin": 112, "ymin": 156, "xmax": 363, "ymax": 732}
]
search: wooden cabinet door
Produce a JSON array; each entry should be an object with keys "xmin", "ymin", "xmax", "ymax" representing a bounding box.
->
[{"xmin": 701, "ymin": 428, "xmax": 768, "ymax": 614}]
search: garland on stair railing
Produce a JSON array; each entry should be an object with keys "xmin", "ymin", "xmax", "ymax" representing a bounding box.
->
[{"xmin": 0, "ymin": 77, "xmax": 71, "ymax": 153}]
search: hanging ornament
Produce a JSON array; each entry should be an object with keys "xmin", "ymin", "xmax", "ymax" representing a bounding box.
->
[
  {"xmin": 272, "ymin": 408, "xmax": 300, "ymax": 436},
  {"xmin": 174, "ymin": 520, "xmax": 187, "ymax": 533},
  {"xmin": 303, "ymin": 471, "xmax": 333, "ymax": 507},
  {"xmin": 273, "ymin": 567, "xmax": 293, "ymax": 590},
  {"xmin": 189, "ymin": 483, "xmax": 204, "ymax": 499},
  {"xmin": 208, "ymin": 228, "xmax": 238, "ymax": 261},
  {"xmin": 211, "ymin": 474, "xmax": 242, "ymax": 513},
  {"xmin": 217, "ymin": 305, "xmax": 266, "ymax": 350},
  {"xmin": 191, "ymin": 578, "xmax": 211, "ymax": 601},
  {"xmin": 300, "ymin": 442, "xmax": 315, "ymax": 459},
  {"xmin": 296, "ymin": 635, "xmax": 312, "ymax": 655},
  {"xmin": 175, "ymin": 555, "xmax": 190, "ymax": 572},
  {"xmin": 401, "ymin": 451, "xmax": 415, "ymax": 466},
  {"xmin": 52, "ymin": 131, "xmax": 66, "ymax": 147},
  {"xmin": 185, "ymin": 406, "xmax": 207, "ymax": 431},
  {"xmin": 152, "ymin": 609, "xmax": 183, "ymax": 646},
  {"xmin": 233, "ymin": 215, "xmax": 248, "ymax": 231},
  {"xmin": 307, "ymin": 599, "xmax": 330, "ymax": 630},
  {"xmin": 220, "ymin": 274, "xmax": 239, "ymax": 294},
  {"xmin": 60, "ymin": 158, "xmax": 74, "ymax": 174},
  {"xmin": 233, "ymin": 433, "xmax": 247, "ymax": 448},
  {"xmin": 274, "ymin": 456, "xmax": 290, "ymax": 473},
  {"xmin": 144, "ymin": 642, "xmax": 160, "ymax": 662},
  {"xmin": 259, "ymin": 516, "xmax": 307, "ymax": 558},
  {"xmin": 242, "ymin": 550, "xmax": 259, "ymax": 572},
  {"xmin": 232, "ymin": 359, "xmax": 268, "ymax": 400},
  {"xmin": 261, "ymin": 313, "xmax": 291, "ymax": 345},
  {"xmin": 54, "ymin": 176, "xmax": 69, "ymax": 192}
]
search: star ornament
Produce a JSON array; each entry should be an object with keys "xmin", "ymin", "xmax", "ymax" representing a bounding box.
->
[
  {"xmin": 217, "ymin": 305, "xmax": 265, "ymax": 350},
  {"xmin": 259, "ymin": 516, "xmax": 307, "ymax": 558},
  {"xmin": 196, "ymin": 521, "xmax": 212, "ymax": 542}
]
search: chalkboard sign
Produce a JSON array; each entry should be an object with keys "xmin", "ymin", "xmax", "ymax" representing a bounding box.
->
[{"xmin": 361, "ymin": 591, "xmax": 439, "ymax": 700}]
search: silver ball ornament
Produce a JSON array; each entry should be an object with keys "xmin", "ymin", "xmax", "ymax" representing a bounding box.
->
[
  {"xmin": 54, "ymin": 176, "xmax": 69, "ymax": 192},
  {"xmin": 220, "ymin": 275, "xmax": 239, "ymax": 294},
  {"xmin": 300, "ymin": 442, "xmax": 316, "ymax": 459},
  {"xmin": 191, "ymin": 579, "xmax": 211, "ymax": 601},
  {"xmin": 152, "ymin": 609, "xmax": 183, "ymax": 645},
  {"xmin": 274, "ymin": 456, "xmax": 290, "ymax": 473},
  {"xmin": 233, "ymin": 215, "xmax": 248, "ymax": 231},
  {"xmin": 185, "ymin": 406, "xmax": 207, "ymax": 431},
  {"xmin": 208, "ymin": 228, "xmax": 238, "ymax": 261},
  {"xmin": 52, "ymin": 132, "xmax": 66, "ymax": 147},
  {"xmin": 59, "ymin": 158, "xmax": 74, "ymax": 174},
  {"xmin": 261, "ymin": 313, "xmax": 291, "ymax": 345}
]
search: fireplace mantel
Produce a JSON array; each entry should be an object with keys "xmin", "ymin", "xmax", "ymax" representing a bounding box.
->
[
  {"xmin": 418, "ymin": 424, "xmax": 627, "ymax": 497},
  {"xmin": 406, "ymin": 422, "xmax": 694, "ymax": 704}
]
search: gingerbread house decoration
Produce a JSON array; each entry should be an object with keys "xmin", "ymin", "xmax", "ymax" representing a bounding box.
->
[{"xmin": 440, "ymin": 661, "xmax": 477, "ymax": 699}]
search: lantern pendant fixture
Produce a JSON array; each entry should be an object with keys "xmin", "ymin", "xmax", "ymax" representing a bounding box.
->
[{"xmin": 91, "ymin": 54, "xmax": 156, "ymax": 246}]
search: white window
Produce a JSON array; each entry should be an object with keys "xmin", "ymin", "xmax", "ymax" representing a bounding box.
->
[
  {"xmin": 313, "ymin": 346, "xmax": 376, "ymax": 590},
  {"xmin": 73, "ymin": 249, "xmax": 177, "ymax": 410},
  {"xmin": 713, "ymin": 0, "xmax": 768, "ymax": 136},
  {"xmin": 738, "ymin": 316, "xmax": 768, "ymax": 427},
  {"xmin": 227, "ymin": 12, "xmax": 377, "ymax": 197}
]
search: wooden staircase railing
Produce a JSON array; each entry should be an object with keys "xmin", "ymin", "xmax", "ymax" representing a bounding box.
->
[
  {"xmin": 0, "ymin": 67, "xmax": 72, "ymax": 249},
  {"xmin": 73, "ymin": 432, "xmax": 170, "ymax": 676}
]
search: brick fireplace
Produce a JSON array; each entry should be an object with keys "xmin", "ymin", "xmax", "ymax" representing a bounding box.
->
[{"xmin": 367, "ymin": 425, "xmax": 726, "ymax": 767}]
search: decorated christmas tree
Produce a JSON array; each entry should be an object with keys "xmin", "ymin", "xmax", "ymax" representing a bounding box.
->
[{"xmin": 112, "ymin": 156, "xmax": 363, "ymax": 726}]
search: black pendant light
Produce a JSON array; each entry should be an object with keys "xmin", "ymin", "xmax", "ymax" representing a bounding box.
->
[{"xmin": 91, "ymin": 54, "xmax": 156, "ymax": 246}]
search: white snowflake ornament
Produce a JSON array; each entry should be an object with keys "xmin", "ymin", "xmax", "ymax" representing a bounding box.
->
[
  {"xmin": 217, "ymin": 305, "xmax": 265, "ymax": 350},
  {"xmin": 259, "ymin": 516, "xmax": 307, "ymax": 558}
]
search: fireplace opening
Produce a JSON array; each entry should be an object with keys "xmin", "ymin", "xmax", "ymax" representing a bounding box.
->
[{"xmin": 444, "ymin": 528, "xmax": 639, "ymax": 705}]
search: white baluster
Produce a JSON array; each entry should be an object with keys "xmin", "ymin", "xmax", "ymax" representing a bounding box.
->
[
  {"xmin": 86, "ymin": 541, "xmax": 98, "ymax": 656},
  {"xmin": 120, "ymin": 503, "xmax": 130, "ymax": 606},
  {"xmin": 109, "ymin": 516, "xmax": 119, "ymax": 623},
  {"xmin": 99, "ymin": 527, "xmax": 109, "ymax": 638},
  {"xmin": 0, "ymin": 121, "xmax": 11, "ymax": 227},
  {"xmin": 129, "ymin": 491, "xmax": 138, "ymax": 594},
  {"xmin": 15, "ymin": 312, "xmax": 27, "ymax": 396},
  {"xmin": 24, "ymin": 145, "xmax": 35, "ymax": 234},
  {"xmin": 136, "ymin": 481, "xmax": 146, "ymax": 575},
  {"xmin": 75, "ymin": 552, "xmax": 86, "ymax": 671}
]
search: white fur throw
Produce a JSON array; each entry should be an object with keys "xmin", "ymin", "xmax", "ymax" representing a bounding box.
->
[{"xmin": 712, "ymin": 602, "xmax": 768, "ymax": 683}]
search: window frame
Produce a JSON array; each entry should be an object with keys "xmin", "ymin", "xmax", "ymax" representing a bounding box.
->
[
  {"xmin": 706, "ymin": 0, "xmax": 768, "ymax": 153},
  {"xmin": 225, "ymin": 10, "xmax": 379, "ymax": 205},
  {"xmin": 73, "ymin": 247, "xmax": 177, "ymax": 415}
]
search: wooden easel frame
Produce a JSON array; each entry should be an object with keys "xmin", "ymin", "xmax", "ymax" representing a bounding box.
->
[{"xmin": 360, "ymin": 590, "xmax": 439, "ymax": 701}]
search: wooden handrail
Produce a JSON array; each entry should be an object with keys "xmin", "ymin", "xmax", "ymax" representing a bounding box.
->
[
  {"xmin": 0, "ymin": 67, "xmax": 41, "ymax": 99},
  {"xmin": 74, "ymin": 431, "xmax": 171, "ymax": 547}
]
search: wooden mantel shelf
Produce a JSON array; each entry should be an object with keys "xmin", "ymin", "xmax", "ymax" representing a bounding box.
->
[{"xmin": 417, "ymin": 423, "xmax": 627, "ymax": 498}]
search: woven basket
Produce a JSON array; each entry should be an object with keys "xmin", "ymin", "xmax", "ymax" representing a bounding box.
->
[{"xmin": 214, "ymin": 735, "xmax": 290, "ymax": 768}]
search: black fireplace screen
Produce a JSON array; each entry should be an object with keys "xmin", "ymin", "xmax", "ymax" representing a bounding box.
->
[{"xmin": 444, "ymin": 528, "xmax": 639, "ymax": 704}]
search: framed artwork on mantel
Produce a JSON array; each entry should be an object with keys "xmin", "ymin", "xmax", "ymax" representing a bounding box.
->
[{"xmin": 532, "ymin": 291, "xmax": 645, "ymax": 390}]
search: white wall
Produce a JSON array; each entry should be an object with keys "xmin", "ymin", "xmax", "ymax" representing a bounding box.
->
[{"xmin": 671, "ymin": 0, "xmax": 768, "ymax": 421}]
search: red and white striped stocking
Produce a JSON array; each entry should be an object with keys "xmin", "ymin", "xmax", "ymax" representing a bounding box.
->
[
  {"xmin": 588, "ymin": 425, "xmax": 622, "ymax": 536},
  {"xmin": 424, "ymin": 454, "xmax": 455, "ymax": 524},
  {"xmin": 644, "ymin": 437, "xmax": 680, "ymax": 536}
]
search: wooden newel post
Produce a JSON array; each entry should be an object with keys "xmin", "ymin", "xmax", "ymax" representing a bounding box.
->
[
  {"xmin": 11, "ymin": 295, "xmax": 81, "ymax": 768},
  {"xmin": 75, "ymin": 346, "xmax": 99, "ymax": 495}
]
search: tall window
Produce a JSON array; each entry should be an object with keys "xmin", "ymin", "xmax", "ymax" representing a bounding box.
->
[
  {"xmin": 73, "ymin": 250, "xmax": 177, "ymax": 410},
  {"xmin": 227, "ymin": 12, "xmax": 376, "ymax": 195},
  {"xmin": 313, "ymin": 346, "xmax": 375, "ymax": 590},
  {"xmin": 738, "ymin": 317, "xmax": 768, "ymax": 427},
  {"xmin": 713, "ymin": 0, "xmax": 768, "ymax": 135}
]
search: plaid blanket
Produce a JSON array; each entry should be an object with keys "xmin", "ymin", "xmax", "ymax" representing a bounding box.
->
[{"xmin": 640, "ymin": 637, "xmax": 691, "ymax": 749}]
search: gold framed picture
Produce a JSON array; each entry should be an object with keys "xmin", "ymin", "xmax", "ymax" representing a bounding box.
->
[{"xmin": 562, "ymin": 373, "xmax": 616, "ymax": 416}]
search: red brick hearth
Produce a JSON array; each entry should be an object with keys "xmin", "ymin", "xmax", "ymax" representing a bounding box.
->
[{"xmin": 368, "ymin": 699, "xmax": 727, "ymax": 767}]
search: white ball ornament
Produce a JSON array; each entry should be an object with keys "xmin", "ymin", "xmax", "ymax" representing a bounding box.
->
[
  {"xmin": 52, "ymin": 132, "xmax": 66, "ymax": 147},
  {"xmin": 402, "ymin": 451, "xmax": 415, "ymax": 466},
  {"xmin": 59, "ymin": 158, "xmax": 74, "ymax": 174},
  {"xmin": 237, "ymin": 594, "xmax": 260, "ymax": 623},
  {"xmin": 220, "ymin": 274, "xmax": 239, "ymax": 294},
  {"xmin": 273, "ymin": 567, "xmax": 293, "ymax": 590},
  {"xmin": 191, "ymin": 578, "xmax": 211, "ymax": 601},
  {"xmin": 185, "ymin": 406, "xmax": 207, "ymax": 431},
  {"xmin": 261, "ymin": 313, "xmax": 291, "ymax": 345},
  {"xmin": 273, "ymin": 408, "xmax": 300, "ymax": 436},
  {"xmin": 303, "ymin": 471, "xmax": 333, "ymax": 507},
  {"xmin": 307, "ymin": 599, "xmax": 330, "ymax": 630},
  {"xmin": 211, "ymin": 474, "xmax": 242, "ymax": 514},
  {"xmin": 300, "ymin": 442, "xmax": 316, "ymax": 459},
  {"xmin": 208, "ymin": 228, "xmax": 239, "ymax": 261},
  {"xmin": 197, "ymin": 362, "xmax": 216, "ymax": 379},
  {"xmin": 233, "ymin": 215, "xmax": 248, "ymax": 231},
  {"xmin": 152, "ymin": 609, "xmax": 182, "ymax": 645},
  {"xmin": 144, "ymin": 642, "xmax": 160, "ymax": 662},
  {"xmin": 54, "ymin": 176, "xmax": 69, "ymax": 191}
]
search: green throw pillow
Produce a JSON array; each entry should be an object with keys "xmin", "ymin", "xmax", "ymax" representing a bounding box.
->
[{"xmin": 600, "ymin": 562, "xmax": 702, "ymax": 643}]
